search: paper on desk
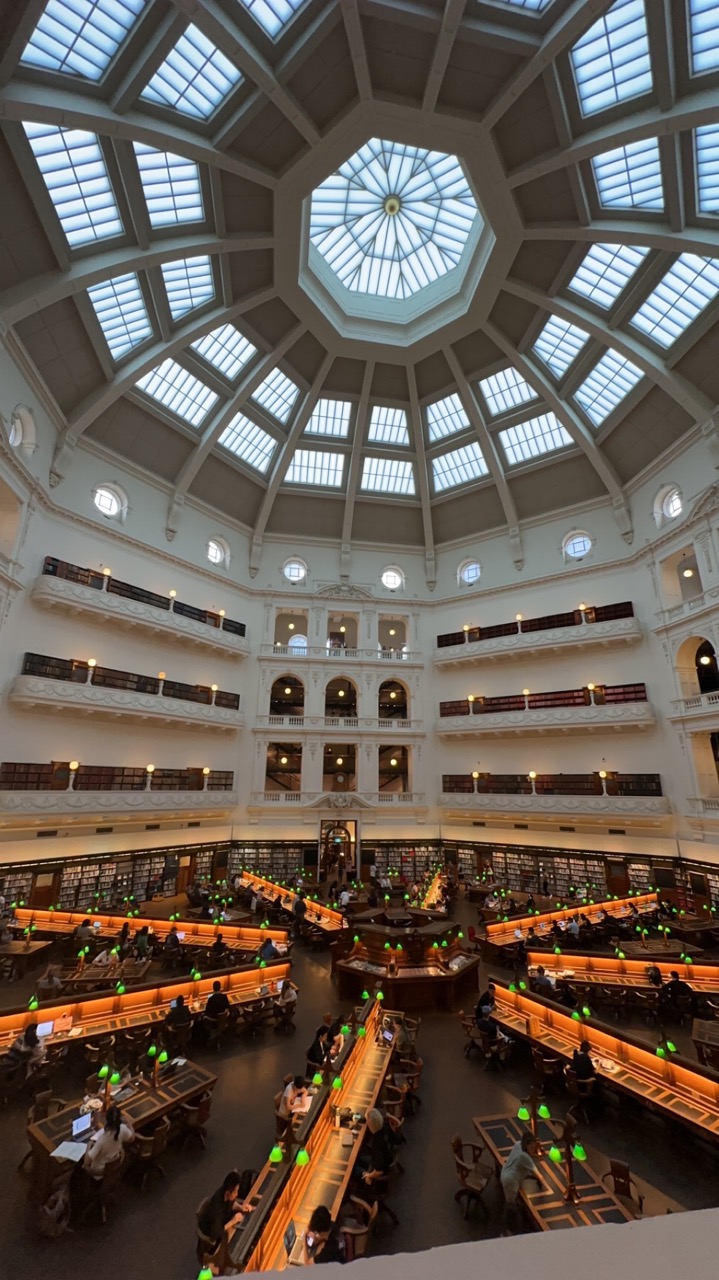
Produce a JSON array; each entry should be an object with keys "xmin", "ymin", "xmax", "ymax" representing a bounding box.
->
[{"xmin": 51, "ymin": 1141, "xmax": 88, "ymax": 1162}]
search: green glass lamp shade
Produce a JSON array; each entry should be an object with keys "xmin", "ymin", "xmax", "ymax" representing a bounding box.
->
[
  {"xmin": 49, "ymin": 905, "xmax": 54, "ymax": 912},
  {"xmin": 332, "ymin": 1077, "xmax": 343, "ymax": 1090},
  {"xmin": 260, "ymin": 960, "xmax": 267, "ymax": 968},
  {"xmin": 666, "ymin": 1040, "xmax": 677, "ymax": 1054},
  {"xmin": 441, "ymin": 940, "xmax": 448, "ymax": 948},
  {"xmin": 353, "ymin": 935, "xmax": 360, "ymax": 943},
  {"xmin": 432, "ymin": 941, "xmax": 439, "ymax": 949},
  {"xmin": 556, "ymin": 903, "xmax": 561, "ymax": 910},
  {"xmin": 572, "ymin": 1143, "xmax": 587, "ymax": 1163},
  {"xmin": 158, "ymin": 1050, "xmax": 168, "ymax": 1065},
  {"xmin": 295, "ymin": 1148, "xmax": 310, "ymax": 1167},
  {"xmin": 508, "ymin": 983, "xmax": 517, "ymax": 993},
  {"xmin": 656, "ymin": 1045, "xmax": 666, "ymax": 1058},
  {"xmin": 10, "ymin": 902, "xmax": 16, "ymax": 909},
  {"xmin": 357, "ymin": 1026, "xmax": 366, "ymax": 1037},
  {"xmin": 116, "ymin": 983, "xmax": 126, "ymax": 995},
  {"xmin": 194, "ymin": 971, "xmax": 202, "ymax": 981},
  {"xmin": 617, "ymin": 951, "xmax": 626, "ymax": 960},
  {"xmin": 254, "ymin": 956, "xmax": 260, "ymax": 965},
  {"xmin": 97, "ymin": 1064, "xmax": 110, "ymax": 1079},
  {"xmin": 376, "ymin": 991, "xmax": 384, "ymax": 1001},
  {"xmin": 571, "ymin": 1010, "xmax": 581, "ymax": 1021},
  {"xmin": 312, "ymin": 1073, "xmax": 323, "ymax": 1086},
  {"xmin": 340, "ymin": 1024, "xmax": 350, "ymax": 1036},
  {"xmin": 110, "ymin": 1071, "xmax": 121, "ymax": 1086},
  {"xmin": 537, "ymin": 1103, "xmax": 551, "ymax": 1121},
  {"xmin": 684, "ymin": 956, "xmax": 693, "ymax": 965},
  {"xmin": 22, "ymin": 927, "xmax": 29, "ymax": 936},
  {"xmin": 503, "ymin": 915, "xmax": 509, "ymax": 923},
  {"xmin": 384, "ymin": 895, "xmax": 390, "ymax": 902},
  {"xmin": 147, "ymin": 1044, "xmax": 157, "ymax": 1058},
  {"xmin": 269, "ymin": 1145, "xmax": 283, "ymax": 1164},
  {"xmin": 635, "ymin": 926, "xmax": 642, "ymax": 933},
  {"xmin": 404, "ymin": 894, "xmax": 409, "ymax": 901},
  {"xmin": 548, "ymin": 1145, "xmax": 562, "ymax": 1163},
  {"xmin": 680, "ymin": 909, "xmax": 686, "ymax": 916},
  {"xmin": 262, "ymin": 921, "xmax": 269, "ymax": 929},
  {"xmin": 581, "ymin": 1005, "xmax": 591, "ymax": 1018},
  {"xmin": 213, "ymin": 918, "xmax": 220, "ymax": 925},
  {"xmin": 361, "ymin": 990, "xmax": 370, "ymax": 1001},
  {"xmin": 198, "ymin": 1267, "xmax": 215, "ymax": 1280},
  {"xmin": 396, "ymin": 943, "xmax": 403, "ymax": 951},
  {"xmin": 554, "ymin": 946, "xmax": 562, "ymax": 955},
  {"xmin": 457, "ymin": 932, "xmax": 464, "ymax": 939},
  {"xmin": 78, "ymin": 950, "xmax": 85, "ymax": 959},
  {"xmin": 28, "ymin": 997, "xmax": 38, "ymax": 1011},
  {"xmin": 517, "ymin": 1105, "xmax": 531, "ymax": 1121},
  {"xmin": 519, "ymin": 980, "xmax": 527, "ymax": 991},
  {"xmin": 384, "ymin": 941, "xmax": 391, "ymax": 950}
]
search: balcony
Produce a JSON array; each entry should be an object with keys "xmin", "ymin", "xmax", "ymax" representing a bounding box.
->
[
  {"xmin": 249, "ymin": 790, "xmax": 424, "ymax": 810},
  {"xmin": 9, "ymin": 654, "xmax": 243, "ymax": 731},
  {"xmin": 434, "ymin": 602, "xmax": 641, "ymax": 665},
  {"xmin": 253, "ymin": 715, "xmax": 423, "ymax": 734},
  {"xmin": 437, "ymin": 683, "xmax": 653, "ymax": 737},
  {"xmin": 261, "ymin": 644, "xmax": 421, "ymax": 664},
  {"xmin": 33, "ymin": 557, "xmax": 249, "ymax": 656},
  {"xmin": 0, "ymin": 761, "xmax": 236, "ymax": 822},
  {"xmin": 668, "ymin": 691, "xmax": 719, "ymax": 733},
  {"xmin": 439, "ymin": 771, "xmax": 669, "ymax": 821},
  {"xmin": 654, "ymin": 593, "xmax": 714, "ymax": 630}
]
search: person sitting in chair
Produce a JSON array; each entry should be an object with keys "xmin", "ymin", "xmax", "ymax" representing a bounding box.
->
[
  {"xmin": 198, "ymin": 1170, "xmax": 253, "ymax": 1253},
  {"xmin": 273, "ymin": 980, "xmax": 298, "ymax": 1025},
  {"xmin": 361, "ymin": 1109, "xmax": 403, "ymax": 1187}
]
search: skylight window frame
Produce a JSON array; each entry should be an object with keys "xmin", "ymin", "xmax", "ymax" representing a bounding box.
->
[
  {"xmin": 190, "ymin": 325, "xmax": 258, "ymax": 382},
  {"xmin": 133, "ymin": 143, "xmax": 205, "ymax": 230},
  {"xmin": 217, "ymin": 410, "xmax": 278, "ymax": 474},
  {"xmin": 566, "ymin": 242, "xmax": 651, "ymax": 310},
  {"xmin": 284, "ymin": 447, "xmax": 346, "ymax": 489},
  {"xmin": 237, "ymin": 0, "xmax": 312, "ymax": 43},
  {"xmin": 589, "ymin": 138, "xmax": 664, "ymax": 212},
  {"xmin": 694, "ymin": 124, "xmax": 719, "ymax": 216},
  {"xmin": 20, "ymin": 0, "xmax": 145, "ymax": 83},
  {"xmin": 478, "ymin": 367, "xmax": 540, "ymax": 418},
  {"xmin": 251, "ymin": 367, "xmax": 302, "ymax": 425},
  {"xmin": 431, "ymin": 441, "xmax": 489, "ymax": 493},
  {"xmin": 688, "ymin": 0, "xmax": 719, "ymax": 77},
  {"xmin": 23, "ymin": 122, "xmax": 125, "ymax": 251},
  {"xmin": 498, "ymin": 412, "xmax": 574, "ymax": 467},
  {"xmin": 304, "ymin": 398, "xmax": 353, "ymax": 439},
  {"xmin": 573, "ymin": 348, "xmax": 645, "ymax": 427},
  {"xmin": 134, "ymin": 357, "xmax": 220, "ymax": 429},
  {"xmin": 160, "ymin": 255, "xmax": 216, "ymax": 322},
  {"xmin": 85, "ymin": 271, "xmax": 153, "ymax": 362},
  {"xmin": 360, "ymin": 456, "xmax": 416, "ymax": 497},
  {"xmin": 368, "ymin": 405, "xmax": 410, "ymax": 447},
  {"xmin": 628, "ymin": 253, "xmax": 719, "ymax": 349},
  {"xmin": 425, "ymin": 392, "xmax": 471, "ymax": 443},
  {"xmin": 532, "ymin": 316, "xmax": 591, "ymax": 378},
  {"xmin": 567, "ymin": 0, "xmax": 654, "ymax": 120},
  {"xmin": 139, "ymin": 23, "xmax": 243, "ymax": 121}
]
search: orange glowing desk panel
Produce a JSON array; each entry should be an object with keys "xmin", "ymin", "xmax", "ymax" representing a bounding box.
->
[
  {"xmin": 240, "ymin": 873, "xmax": 344, "ymax": 933},
  {"xmin": 485, "ymin": 893, "xmax": 658, "ymax": 947},
  {"xmin": 491, "ymin": 982, "xmax": 719, "ymax": 1139},
  {"xmin": 0, "ymin": 962, "xmax": 290, "ymax": 1053},
  {"xmin": 12, "ymin": 907, "xmax": 287, "ymax": 949},
  {"xmin": 527, "ymin": 952, "xmax": 719, "ymax": 992},
  {"xmin": 241, "ymin": 1007, "xmax": 395, "ymax": 1273}
]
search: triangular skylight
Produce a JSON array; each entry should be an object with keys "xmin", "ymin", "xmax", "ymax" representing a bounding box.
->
[
  {"xmin": 533, "ymin": 316, "xmax": 590, "ymax": 376},
  {"xmin": 479, "ymin": 367, "xmax": 538, "ymax": 416},
  {"xmin": 695, "ymin": 125, "xmax": 719, "ymax": 214},
  {"xmin": 499, "ymin": 412, "xmax": 573, "ymax": 465},
  {"xmin": 630, "ymin": 253, "xmax": 719, "ymax": 347},
  {"xmin": 133, "ymin": 143, "xmax": 203, "ymax": 227},
  {"xmin": 135, "ymin": 358, "xmax": 219, "ymax": 426},
  {"xmin": 285, "ymin": 449, "xmax": 345, "ymax": 487},
  {"xmin": 238, "ymin": 0, "xmax": 308, "ymax": 40},
  {"xmin": 426, "ymin": 392, "xmax": 469, "ymax": 442},
  {"xmin": 432, "ymin": 441, "xmax": 488, "ymax": 492},
  {"xmin": 570, "ymin": 0, "xmax": 652, "ymax": 117},
  {"xmin": 361, "ymin": 458, "xmax": 415, "ymax": 495},
  {"xmin": 252, "ymin": 368, "xmax": 300, "ymax": 424},
  {"xmin": 141, "ymin": 23, "xmax": 242, "ymax": 119},
  {"xmin": 368, "ymin": 406, "xmax": 410, "ymax": 445},
  {"xmin": 190, "ymin": 325, "xmax": 257, "ymax": 379},
  {"xmin": 24, "ymin": 123, "xmax": 122, "ymax": 247},
  {"xmin": 21, "ymin": 0, "xmax": 144, "ymax": 80},
  {"xmin": 574, "ymin": 349, "xmax": 644, "ymax": 425},
  {"xmin": 87, "ymin": 272, "xmax": 152, "ymax": 359},
  {"xmin": 304, "ymin": 399, "xmax": 352, "ymax": 437},
  {"xmin": 591, "ymin": 139, "xmax": 663, "ymax": 210},
  {"xmin": 219, "ymin": 413, "xmax": 276, "ymax": 472},
  {"xmin": 689, "ymin": 0, "xmax": 719, "ymax": 74},
  {"xmin": 568, "ymin": 243, "xmax": 649, "ymax": 308},
  {"xmin": 161, "ymin": 256, "xmax": 214, "ymax": 320}
]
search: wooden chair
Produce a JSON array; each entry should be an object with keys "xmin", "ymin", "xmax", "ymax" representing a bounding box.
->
[
  {"xmin": 531, "ymin": 1044, "xmax": 564, "ymax": 1090},
  {"xmin": 602, "ymin": 1159, "xmax": 644, "ymax": 1218},
  {"xmin": 179, "ymin": 1090, "xmax": 213, "ymax": 1150},
  {"xmin": 598, "ymin": 986, "xmax": 628, "ymax": 1022},
  {"xmin": 18, "ymin": 1089, "xmax": 66, "ymax": 1170},
  {"xmin": 275, "ymin": 1001, "xmax": 297, "ymax": 1035},
  {"xmin": 379, "ymin": 1082, "xmax": 405, "ymax": 1122},
  {"xmin": 474, "ymin": 1028, "xmax": 512, "ymax": 1071},
  {"xmin": 450, "ymin": 1135, "xmax": 495, "ymax": 1217},
  {"xmin": 458, "ymin": 1011, "xmax": 484, "ymax": 1059},
  {"xmin": 400, "ymin": 1015, "xmax": 420, "ymax": 1047},
  {"xmin": 195, "ymin": 1196, "xmax": 221, "ymax": 1265},
  {"xmin": 340, "ymin": 1195, "xmax": 378, "ymax": 1260},
  {"xmin": 165, "ymin": 1020, "xmax": 192, "ymax": 1056},
  {"xmin": 672, "ymin": 991, "xmax": 694, "ymax": 1027},
  {"xmin": 0, "ymin": 1063, "xmax": 25, "ymax": 1107},
  {"xmin": 366, "ymin": 1167, "xmax": 400, "ymax": 1229},
  {"xmin": 632, "ymin": 989, "xmax": 660, "ymax": 1025},
  {"xmin": 130, "ymin": 1115, "xmax": 170, "ymax": 1190},
  {"xmin": 202, "ymin": 1010, "xmax": 230, "ymax": 1053},
  {"xmin": 564, "ymin": 1066, "xmax": 595, "ymax": 1123},
  {"xmin": 396, "ymin": 1057, "xmax": 423, "ymax": 1112},
  {"xmin": 78, "ymin": 1152, "xmax": 125, "ymax": 1225}
]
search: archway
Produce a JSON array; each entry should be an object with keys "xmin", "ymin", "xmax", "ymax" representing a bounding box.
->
[
  {"xmin": 675, "ymin": 635, "xmax": 715, "ymax": 698},
  {"xmin": 269, "ymin": 675, "xmax": 305, "ymax": 716},
  {"xmin": 325, "ymin": 676, "xmax": 358, "ymax": 718},
  {"xmin": 378, "ymin": 679, "xmax": 408, "ymax": 719}
]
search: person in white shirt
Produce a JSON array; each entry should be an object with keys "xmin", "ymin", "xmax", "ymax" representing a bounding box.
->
[
  {"xmin": 567, "ymin": 917, "xmax": 580, "ymax": 939},
  {"xmin": 274, "ymin": 980, "xmax": 298, "ymax": 1026},
  {"xmin": 83, "ymin": 1105, "xmax": 134, "ymax": 1179},
  {"xmin": 338, "ymin": 888, "xmax": 350, "ymax": 909},
  {"xmin": 500, "ymin": 1132, "xmax": 542, "ymax": 1232},
  {"xmin": 275, "ymin": 1075, "xmax": 307, "ymax": 1138}
]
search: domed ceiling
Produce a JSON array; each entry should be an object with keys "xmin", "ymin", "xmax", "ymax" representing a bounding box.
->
[{"xmin": 1, "ymin": 0, "xmax": 719, "ymax": 583}]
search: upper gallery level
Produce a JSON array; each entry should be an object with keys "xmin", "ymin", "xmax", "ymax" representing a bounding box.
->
[
  {"xmin": 434, "ymin": 602, "xmax": 641, "ymax": 665},
  {"xmin": 438, "ymin": 682, "xmax": 653, "ymax": 736},
  {"xmin": 260, "ymin": 607, "xmax": 421, "ymax": 664}
]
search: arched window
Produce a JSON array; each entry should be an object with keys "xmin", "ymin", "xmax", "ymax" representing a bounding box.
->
[
  {"xmin": 653, "ymin": 484, "xmax": 683, "ymax": 527},
  {"xmin": 288, "ymin": 633, "xmax": 308, "ymax": 654}
]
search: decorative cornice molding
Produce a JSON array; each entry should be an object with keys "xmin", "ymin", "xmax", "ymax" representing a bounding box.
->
[
  {"xmin": 439, "ymin": 793, "xmax": 670, "ymax": 816},
  {"xmin": 437, "ymin": 701, "xmax": 654, "ymax": 736},
  {"xmin": 0, "ymin": 790, "xmax": 237, "ymax": 816},
  {"xmin": 8, "ymin": 675, "xmax": 244, "ymax": 729},
  {"xmin": 434, "ymin": 616, "xmax": 642, "ymax": 664}
]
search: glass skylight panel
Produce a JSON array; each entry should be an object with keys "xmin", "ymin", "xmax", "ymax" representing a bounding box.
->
[
  {"xmin": 191, "ymin": 325, "xmax": 256, "ymax": 379},
  {"xmin": 252, "ymin": 368, "xmax": 300, "ymax": 423},
  {"xmin": 533, "ymin": 317, "xmax": 590, "ymax": 376},
  {"xmin": 432, "ymin": 442, "xmax": 488, "ymax": 492},
  {"xmin": 310, "ymin": 138, "xmax": 479, "ymax": 301},
  {"xmin": 86, "ymin": 272, "xmax": 152, "ymax": 359},
  {"xmin": 219, "ymin": 413, "xmax": 276, "ymax": 473},
  {"xmin": 689, "ymin": 0, "xmax": 719, "ymax": 74},
  {"xmin": 695, "ymin": 125, "xmax": 719, "ymax": 214},
  {"xmin": 570, "ymin": 0, "xmax": 652, "ymax": 117},
  {"xmin": 285, "ymin": 450, "xmax": 345, "ymax": 487},
  {"xmin": 21, "ymin": 0, "xmax": 144, "ymax": 80},
  {"xmin": 630, "ymin": 254, "xmax": 719, "ymax": 347},
  {"xmin": 499, "ymin": 412, "xmax": 573, "ymax": 465},
  {"xmin": 591, "ymin": 139, "xmax": 663, "ymax": 210},
  {"xmin": 135, "ymin": 358, "xmax": 218, "ymax": 426},
  {"xmin": 426, "ymin": 392, "xmax": 469, "ymax": 442},
  {"xmin": 23, "ymin": 123, "xmax": 122, "ymax": 247},
  {"xmin": 574, "ymin": 349, "xmax": 644, "ymax": 425},
  {"xmin": 305, "ymin": 399, "xmax": 352, "ymax": 438},
  {"xmin": 361, "ymin": 458, "xmax": 415, "ymax": 495},
  {"xmin": 161, "ymin": 256, "xmax": 214, "ymax": 319},
  {"xmin": 140, "ymin": 24, "xmax": 242, "ymax": 119},
  {"xmin": 568, "ymin": 243, "xmax": 649, "ymax": 308},
  {"xmin": 133, "ymin": 144, "xmax": 203, "ymax": 227},
  {"xmin": 368, "ymin": 406, "xmax": 410, "ymax": 446},
  {"xmin": 486, "ymin": 0, "xmax": 553, "ymax": 9},
  {"xmin": 479, "ymin": 367, "xmax": 538, "ymax": 416},
  {"xmin": 238, "ymin": 0, "xmax": 308, "ymax": 40}
]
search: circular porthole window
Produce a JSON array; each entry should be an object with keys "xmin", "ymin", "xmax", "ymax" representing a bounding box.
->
[
  {"xmin": 93, "ymin": 483, "xmax": 127, "ymax": 522},
  {"xmin": 381, "ymin": 566, "xmax": 404, "ymax": 591},
  {"xmin": 207, "ymin": 537, "xmax": 230, "ymax": 567},
  {"xmin": 562, "ymin": 531, "xmax": 592, "ymax": 562},
  {"xmin": 283, "ymin": 558, "xmax": 307, "ymax": 583},
  {"xmin": 458, "ymin": 560, "xmax": 481, "ymax": 586}
]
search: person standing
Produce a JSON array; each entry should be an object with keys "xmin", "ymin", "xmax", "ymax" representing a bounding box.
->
[{"xmin": 500, "ymin": 1132, "xmax": 542, "ymax": 1233}]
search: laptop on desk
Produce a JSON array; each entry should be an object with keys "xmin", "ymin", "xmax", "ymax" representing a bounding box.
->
[
  {"xmin": 284, "ymin": 1220, "xmax": 307, "ymax": 1266},
  {"xmin": 72, "ymin": 1113, "xmax": 92, "ymax": 1140}
]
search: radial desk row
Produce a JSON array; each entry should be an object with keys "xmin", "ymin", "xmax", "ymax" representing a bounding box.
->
[
  {"xmin": 239, "ymin": 873, "xmax": 345, "ymax": 935},
  {"xmin": 10, "ymin": 906, "xmax": 289, "ymax": 952},
  {"xmin": 527, "ymin": 952, "xmax": 719, "ymax": 995},
  {"xmin": 483, "ymin": 892, "xmax": 659, "ymax": 953}
]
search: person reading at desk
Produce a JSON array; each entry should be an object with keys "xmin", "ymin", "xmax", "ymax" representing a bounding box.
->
[
  {"xmin": 37, "ymin": 964, "xmax": 63, "ymax": 997},
  {"xmin": 532, "ymin": 966, "xmax": 554, "ymax": 996},
  {"xmin": 205, "ymin": 980, "xmax": 231, "ymax": 1019},
  {"xmin": 500, "ymin": 1132, "xmax": 543, "ymax": 1234},
  {"xmin": 4, "ymin": 1022, "xmax": 46, "ymax": 1080},
  {"xmin": 74, "ymin": 919, "xmax": 93, "ymax": 943},
  {"xmin": 273, "ymin": 979, "xmax": 298, "ymax": 1024},
  {"xmin": 198, "ymin": 1170, "xmax": 254, "ymax": 1254},
  {"xmin": 133, "ymin": 925, "xmax": 151, "ymax": 959},
  {"xmin": 83, "ymin": 1105, "xmax": 134, "ymax": 1179},
  {"xmin": 210, "ymin": 933, "xmax": 228, "ymax": 965},
  {"xmin": 93, "ymin": 947, "xmax": 117, "ymax": 969},
  {"xmin": 165, "ymin": 993, "xmax": 191, "ymax": 1031},
  {"xmin": 475, "ymin": 984, "xmax": 496, "ymax": 1022},
  {"xmin": 276, "ymin": 1075, "xmax": 308, "ymax": 1138},
  {"xmin": 304, "ymin": 1205, "xmax": 345, "ymax": 1265},
  {"xmin": 662, "ymin": 970, "xmax": 694, "ymax": 1011},
  {"xmin": 259, "ymin": 936, "xmax": 280, "ymax": 962},
  {"xmin": 573, "ymin": 1040, "xmax": 597, "ymax": 1082},
  {"xmin": 361, "ymin": 1109, "xmax": 403, "ymax": 1187},
  {"xmin": 164, "ymin": 926, "xmax": 182, "ymax": 960}
]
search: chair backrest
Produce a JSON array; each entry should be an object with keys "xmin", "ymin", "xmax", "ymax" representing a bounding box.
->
[
  {"xmin": 450, "ymin": 1134, "xmax": 469, "ymax": 1184},
  {"xmin": 531, "ymin": 1046, "xmax": 547, "ymax": 1074},
  {"xmin": 101, "ymin": 1152, "xmax": 125, "ymax": 1193},
  {"xmin": 564, "ymin": 1066, "xmax": 578, "ymax": 1092},
  {"xmin": 30, "ymin": 1089, "xmax": 53, "ymax": 1123},
  {"xmin": 607, "ymin": 1159, "xmax": 633, "ymax": 1198},
  {"xmin": 151, "ymin": 1115, "xmax": 171, "ymax": 1157}
]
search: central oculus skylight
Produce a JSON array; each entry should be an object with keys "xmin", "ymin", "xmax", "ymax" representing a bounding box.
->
[{"xmin": 308, "ymin": 138, "xmax": 481, "ymax": 303}]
